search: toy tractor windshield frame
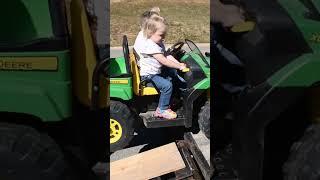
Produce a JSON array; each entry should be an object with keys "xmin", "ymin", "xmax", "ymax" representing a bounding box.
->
[{"xmin": 185, "ymin": 39, "xmax": 210, "ymax": 67}]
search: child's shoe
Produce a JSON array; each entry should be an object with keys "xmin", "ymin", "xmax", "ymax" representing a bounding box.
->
[{"xmin": 154, "ymin": 107, "xmax": 177, "ymax": 119}]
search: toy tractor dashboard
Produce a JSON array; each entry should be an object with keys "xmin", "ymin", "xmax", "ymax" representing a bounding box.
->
[{"xmin": 181, "ymin": 56, "xmax": 207, "ymax": 89}]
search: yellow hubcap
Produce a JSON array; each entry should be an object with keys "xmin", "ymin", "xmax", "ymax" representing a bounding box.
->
[{"xmin": 110, "ymin": 118, "xmax": 122, "ymax": 144}]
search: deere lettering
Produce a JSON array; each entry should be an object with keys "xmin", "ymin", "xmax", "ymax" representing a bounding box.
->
[
  {"xmin": 110, "ymin": 79, "xmax": 129, "ymax": 84},
  {"xmin": 0, "ymin": 57, "xmax": 58, "ymax": 71},
  {"xmin": 0, "ymin": 60, "xmax": 32, "ymax": 70}
]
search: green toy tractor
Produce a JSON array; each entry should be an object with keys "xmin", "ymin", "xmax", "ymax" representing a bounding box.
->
[
  {"xmin": 213, "ymin": 0, "xmax": 320, "ymax": 179},
  {"xmin": 0, "ymin": 0, "xmax": 108, "ymax": 179},
  {"xmin": 109, "ymin": 36, "xmax": 210, "ymax": 152}
]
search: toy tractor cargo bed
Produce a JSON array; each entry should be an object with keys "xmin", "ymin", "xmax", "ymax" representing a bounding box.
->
[{"xmin": 110, "ymin": 132, "xmax": 213, "ymax": 180}]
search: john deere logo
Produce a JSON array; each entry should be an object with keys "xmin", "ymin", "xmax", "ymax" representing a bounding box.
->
[
  {"xmin": 310, "ymin": 33, "xmax": 320, "ymax": 43},
  {"xmin": 0, "ymin": 57, "xmax": 58, "ymax": 71},
  {"xmin": 110, "ymin": 79, "xmax": 129, "ymax": 84},
  {"xmin": 0, "ymin": 60, "xmax": 32, "ymax": 70}
]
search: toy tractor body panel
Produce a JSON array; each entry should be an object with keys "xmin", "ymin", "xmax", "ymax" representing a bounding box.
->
[
  {"xmin": 0, "ymin": 50, "xmax": 72, "ymax": 121},
  {"xmin": 0, "ymin": 0, "xmax": 72, "ymax": 122},
  {"xmin": 0, "ymin": 1, "xmax": 108, "ymax": 178},
  {"xmin": 109, "ymin": 56, "xmax": 128, "ymax": 76},
  {"xmin": 268, "ymin": 52, "xmax": 320, "ymax": 87},
  {"xmin": 0, "ymin": 0, "xmax": 108, "ymax": 122},
  {"xmin": 110, "ymin": 77, "xmax": 133, "ymax": 101},
  {"xmin": 0, "ymin": 0, "xmax": 108, "ymax": 121},
  {"xmin": 109, "ymin": 56, "xmax": 133, "ymax": 100}
]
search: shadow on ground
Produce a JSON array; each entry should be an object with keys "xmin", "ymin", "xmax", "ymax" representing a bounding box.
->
[{"xmin": 131, "ymin": 126, "xmax": 186, "ymax": 153}]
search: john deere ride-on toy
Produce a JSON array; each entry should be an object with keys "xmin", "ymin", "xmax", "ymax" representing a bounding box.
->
[
  {"xmin": 213, "ymin": 0, "xmax": 320, "ymax": 179},
  {"xmin": 0, "ymin": 0, "xmax": 107, "ymax": 179},
  {"xmin": 110, "ymin": 36, "xmax": 210, "ymax": 152}
]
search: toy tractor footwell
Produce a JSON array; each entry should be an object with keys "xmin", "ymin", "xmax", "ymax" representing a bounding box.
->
[
  {"xmin": 110, "ymin": 132, "xmax": 213, "ymax": 180},
  {"xmin": 141, "ymin": 108, "xmax": 186, "ymax": 128}
]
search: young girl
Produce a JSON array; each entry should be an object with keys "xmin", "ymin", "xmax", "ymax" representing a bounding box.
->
[
  {"xmin": 133, "ymin": 7, "xmax": 160, "ymax": 55},
  {"xmin": 134, "ymin": 7, "xmax": 182, "ymax": 65},
  {"xmin": 135, "ymin": 15, "xmax": 187, "ymax": 119}
]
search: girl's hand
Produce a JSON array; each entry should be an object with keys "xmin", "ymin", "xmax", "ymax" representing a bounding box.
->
[
  {"xmin": 179, "ymin": 63, "xmax": 187, "ymax": 71},
  {"xmin": 212, "ymin": 0, "xmax": 245, "ymax": 27}
]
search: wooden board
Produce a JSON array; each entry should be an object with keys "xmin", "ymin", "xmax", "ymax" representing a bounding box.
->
[{"xmin": 110, "ymin": 142, "xmax": 186, "ymax": 180}]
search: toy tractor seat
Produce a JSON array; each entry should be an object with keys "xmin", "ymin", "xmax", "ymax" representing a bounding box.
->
[
  {"xmin": 132, "ymin": 49, "xmax": 155, "ymax": 88},
  {"xmin": 130, "ymin": 49, "xmax": 158, "ymax": 96}
]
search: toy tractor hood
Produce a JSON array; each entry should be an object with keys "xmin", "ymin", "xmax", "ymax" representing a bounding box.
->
[
  {"xmin": 0, "ymin": 0, "xmax": 68, "ymax": 51},
  {"xmin": 232, "ymin": 0, "xmax": 316, "ymax": 86}
]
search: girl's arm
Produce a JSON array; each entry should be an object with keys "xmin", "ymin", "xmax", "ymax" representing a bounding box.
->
[
  {"xmin": 153, "ymin": 53, "xmax": 186, "ymax": 70},
  {"xmin": 166, "ymin": 55, "xmax": 180, "ymax": 63}
]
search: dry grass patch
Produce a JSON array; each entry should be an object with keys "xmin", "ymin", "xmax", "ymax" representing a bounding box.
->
[{"xmin": 111, "ymin": 0, "xmax": 209, "ymax": 46}]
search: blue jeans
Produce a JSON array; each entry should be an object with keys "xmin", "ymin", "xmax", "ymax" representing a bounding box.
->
[
  {"xmin": 141, "ymin": 67, "xmax": 186, "ymax": 110},
  {"xmin": 161, "ymin": 67, "xmax": 187, "ymax": 90}
]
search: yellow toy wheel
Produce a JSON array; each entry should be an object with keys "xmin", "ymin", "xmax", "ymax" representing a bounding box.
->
[
  {"xmin": 110, "ymin": 118, "xmax": 123, "ymax": 144},
  {"xmin": 110, "ymin": 100, "xmax": 135, "ymax": 152}
]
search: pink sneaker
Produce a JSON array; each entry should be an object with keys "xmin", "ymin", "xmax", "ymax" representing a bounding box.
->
[
  {"xmin": 154, "ymin": 107, "xmax": 177, "ymax": 119},
  {"xmin": 154, "ymin": 107, "xmax": 162, "ymax": 117}
]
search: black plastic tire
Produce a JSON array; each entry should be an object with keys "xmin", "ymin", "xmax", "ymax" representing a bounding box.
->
[
  {"xmin": 110, "ymin": 100, "xmax": 135, "ymax": 152},
  {"xmin": 198, "ymin": 101, "xmax": 210, "ymax": 139},
  {"xmin": 283, "ymin": 124, "xmax": 320, "ymax": 180},
  {"xmin": 0, "ymin": 123, "xmax": 73, "ymax": 180}
]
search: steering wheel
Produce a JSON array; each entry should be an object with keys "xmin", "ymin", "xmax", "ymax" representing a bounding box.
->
[{"xmin": 165, "ymin": 41, "xmax": 185, "ymax": 59}]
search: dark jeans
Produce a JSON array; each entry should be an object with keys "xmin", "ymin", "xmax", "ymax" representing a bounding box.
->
[{"xmin": 141, "ymin": 67, "xmax": 187, "ymax": 110}]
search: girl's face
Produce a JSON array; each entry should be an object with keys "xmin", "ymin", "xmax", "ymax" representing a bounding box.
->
[{"xmin": 150, "ymin": 28, "xmax": 166, "ymax": 44}]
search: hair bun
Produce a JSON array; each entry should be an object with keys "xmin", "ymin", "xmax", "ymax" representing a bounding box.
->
[{"xmin": 150, "ymin": 7, "xmax": 160, "ymax": 14}]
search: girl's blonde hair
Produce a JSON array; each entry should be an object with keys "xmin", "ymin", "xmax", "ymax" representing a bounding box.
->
[
  {"xmin": 150, "ymin": 7, "xmax": 160, "ymax": 14},
  {"xmin": 140, "ymin": 7, "xmax": 161, "ymax": 28},
  {"xmin": 143, "ymin": 15, "xmax": 167, "ymax": 39}
]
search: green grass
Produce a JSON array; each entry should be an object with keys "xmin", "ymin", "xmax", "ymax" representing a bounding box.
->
[{"xmin": 111, "ymin": 0, "xmax": 210, "ymax": 46}]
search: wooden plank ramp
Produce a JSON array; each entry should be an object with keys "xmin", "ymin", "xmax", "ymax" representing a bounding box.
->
[{"xmin": 110, "ymin": 142, "xmax": 186, "ymax": 180}]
